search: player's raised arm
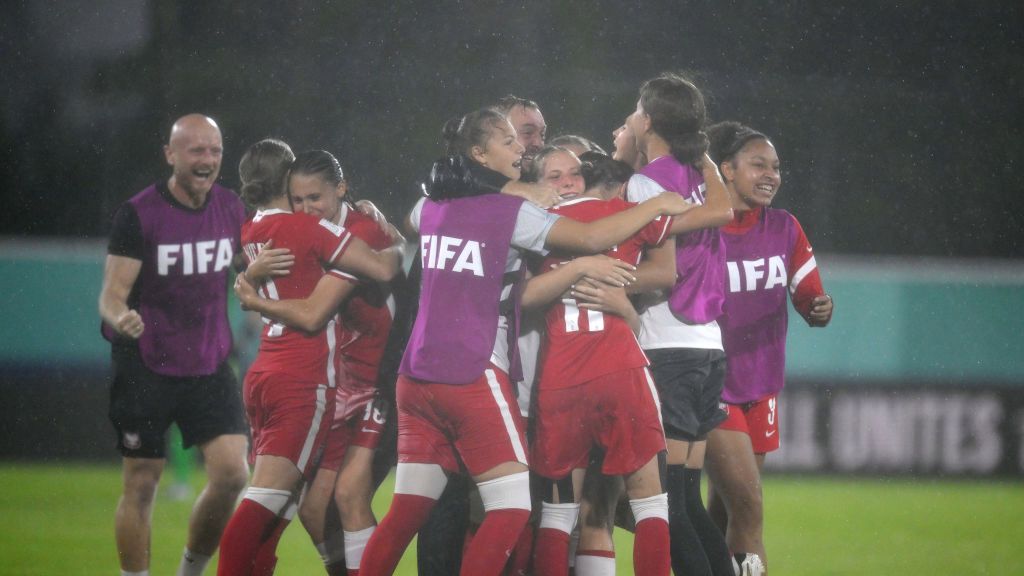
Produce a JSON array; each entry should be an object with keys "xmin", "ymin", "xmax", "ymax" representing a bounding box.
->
[
  {"xmin": 666, "ymin": 153, "xmax": 734, "ymax": 235},
  {"xmin": 627, "ymin": 235, "xmax": 678, "ymax": 294},
  {"xmin": 545, "ymin": 191, "xmax": 691, "ymax": 254},
  {"xmin": 99, "ymin": 254, "xmax": 144, "ymax": 339}
]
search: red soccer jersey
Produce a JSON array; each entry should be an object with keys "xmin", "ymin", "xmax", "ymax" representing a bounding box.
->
[
  {"xmin": 241, "ymin": 208, "xmax": 354, "ymax": 384},
  {"xmin": 539, "ymin": 197, "xmax": 672, "ymax": 389},
  {"xmin": 335, "ymin": 204, "xmax": 396, "ymax": 386}
]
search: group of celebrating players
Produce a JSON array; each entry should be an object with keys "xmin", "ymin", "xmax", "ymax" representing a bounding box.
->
[{"xmin": 99, "ymin": 72, "xmax": 833, "ymax": 576}]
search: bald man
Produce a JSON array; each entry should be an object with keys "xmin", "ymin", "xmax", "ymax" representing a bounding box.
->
[{"xmin": 99, "ymin": 114, "xmax": 249, "ymax": 576}]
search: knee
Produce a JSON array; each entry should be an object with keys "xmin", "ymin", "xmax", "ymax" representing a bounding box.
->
[
  {"xmin": 206, "ymin": 460, "xmax": 249, "ymax": 497},
  {"xmin": 333, "ymin": 481, "xmax": 364, "ymax": 511},
  {"xmin": 123, "ymin": 465, "xmax": 162, "ymax": 508},
  {"xmin": 729, "ymin": 482, "xmax": 763, "ymax": 523},
  {"xmin": 296, "ymin": 498, "xmax": 322, "ymax": 532}
]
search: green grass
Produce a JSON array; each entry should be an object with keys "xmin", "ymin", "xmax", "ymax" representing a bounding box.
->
[{"xmin": 0, "ymin": 463, "xmax": 1019, "ymax": 574}]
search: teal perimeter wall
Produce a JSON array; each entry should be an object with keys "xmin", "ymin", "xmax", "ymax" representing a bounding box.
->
[{"xmin": 2, "ymin": 240, "xmax": 1023, "ymax": 384}]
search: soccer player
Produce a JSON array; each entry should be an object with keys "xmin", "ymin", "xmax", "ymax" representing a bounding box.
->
[
  {"xmin": 416, "ymin": 95, "xmax": 558, "ymax": 576},
  {"xmin": 612, "ymin": 122, "xmax": 647, "ymax": 171},
  {"xmin": 548, "ymin": 134, "xmax": 608, "ymax": 157},
  {"xmin": 623, "ymin": 73, "xmax": 739, "ymax": 576},
  {"xmin": 242, "ymin": 149, "xmax": 402, "ymax": 575},
  {"xmin": 216, "ymin": 139, "xmax": 406, "ymax": 576},
  {"xmin": 357, "ymin": 108, "xmax": 692, "ymax": 576},
  {"xmin": 99, "ymin": 113, "xmax": 249, "ymax": 576},
  {"xmin": 526, "ymin": 147, "xmax": 674, "ymax": 576},
  {"xmin": 704, "ymin": 122, "xmax": 833, "ymax": 575}
]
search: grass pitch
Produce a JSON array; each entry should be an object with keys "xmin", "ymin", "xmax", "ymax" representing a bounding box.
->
[{"xmin": 0, "ymin": 463, "xmax": 1019, "ymax": 574}]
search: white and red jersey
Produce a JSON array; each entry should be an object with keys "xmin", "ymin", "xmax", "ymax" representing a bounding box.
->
[
  {"xmin": 333, "ymin": 203, "xmax": 397, "ymax": 419},
  {"xmin": 241, "ymin": 208, "xmax": 355, "ymax": 385},
  {"xmin": 538, "ymin": 197, "xmax": 672, "ymax": 390}
]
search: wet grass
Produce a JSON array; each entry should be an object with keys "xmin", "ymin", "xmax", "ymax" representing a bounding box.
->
[{"xmin": 0, "ymin": 463, "xmax": 1018, "ymax": 574}]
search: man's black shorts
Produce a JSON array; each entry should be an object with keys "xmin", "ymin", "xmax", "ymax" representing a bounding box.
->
[
  {"xmin": 645, "ymin": 348, "xmax": 727, "ymax": 442},
  {"xmin": 108, "ymin": 345, "xmax": 248, "ymax": 458}
]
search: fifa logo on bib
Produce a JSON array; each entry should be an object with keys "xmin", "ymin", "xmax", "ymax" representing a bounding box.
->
[
  {"xmin": 157, "ymin": 238, "xmax": 234, "ymax": 276},
  {"xmin": 420, "ymin": 234, "xmax": 484, "ymax": 277},
  {"xmin": 726, "ymin": 255, "xmax": 787, "ymax": 293}
]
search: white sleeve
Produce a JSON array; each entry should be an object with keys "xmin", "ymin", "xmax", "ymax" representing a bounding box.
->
[
  {"xmin": 408, "ymin": 197, "xmax": 427, "ymax": 233},
  {"xmin": 511, "ymin": 202, "xmax": 560, "ymax": 254},
  {"xmin": 626, "ymin": 173, "xmax": 666, "ymax": 203}
]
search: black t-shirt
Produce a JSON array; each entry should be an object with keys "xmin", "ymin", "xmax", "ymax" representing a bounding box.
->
[
  {"xmin": 107, "ymin": 202, "xmax": 144, "ymax": 259},
  {"xmin": 108, "ymin": 180, "xmax": 212, "ymax": 259}
]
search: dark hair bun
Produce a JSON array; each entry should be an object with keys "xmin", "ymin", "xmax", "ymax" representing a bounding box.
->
[
  {"xmin": 240, "ymin": 180, "xmax": 271, "ymax": 206},
  {"xmin": 579, "ymin": 151, "xmax": 634, "ymax": 190},
  {"xmin": 427, "ymin": 155, "xmax": 475, "ymax": 199},
  {"xmin": 706, "ymin": 121, "xmax": 767, "ymax": 164},
  {"xmin": 441, "ymin": 117, "xmax": 463, "ymax": 146},
  {"xmin": 668, "ymin": 130, "xmax": 709, "ymax": 167}
]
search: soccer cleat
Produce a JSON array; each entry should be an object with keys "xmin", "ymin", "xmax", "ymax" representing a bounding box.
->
[{"xmin": 739, "ymin": 553, "xmax": 765, "ymax": 576}]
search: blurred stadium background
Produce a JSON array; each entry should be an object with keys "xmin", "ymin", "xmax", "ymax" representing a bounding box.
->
[{"xmin": 1, "ymin": 1, "xmax": 1021, "ymax": 574}]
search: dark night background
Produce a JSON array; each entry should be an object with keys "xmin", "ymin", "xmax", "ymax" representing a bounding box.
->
[{"xmin": 2, "ymin": 0, "xmax": 1022, "ymax": 258}]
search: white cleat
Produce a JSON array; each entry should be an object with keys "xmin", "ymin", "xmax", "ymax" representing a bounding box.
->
[{"xmin": 739, "ymin": 553, "xmax": 765, "ymax": 576}]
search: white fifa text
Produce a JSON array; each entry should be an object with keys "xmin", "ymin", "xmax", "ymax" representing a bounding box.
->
[
  {"xmin": 157, "ymin": 238, "xmax": 234, "ymax": 276},
  {"xmin": 420, "ymin": 234, "xmax": 484, "ymax": 277},
  {"xmin": 726, "ymin": 255, "xmax": 787, "ymax": 293}
]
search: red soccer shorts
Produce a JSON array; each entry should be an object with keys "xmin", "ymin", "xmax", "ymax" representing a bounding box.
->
[
  {"xmin": 719, "ymin": 395, "xmax": 780, "ymax": 453},
  {"xmin": 244, "ymin": 369, "xmax": 334, "ymax": 476},
  {"xmin": 319, "ymin": 393, "xmax": 389, "ymax": 471},
  {"xmin": 396, "ymin": 364, "xmax": 528, "ymax": 477},
  {"xmin": 333, "ymin": 367, "xmax": 378, "ymax": 422},
  {"xmin": 532, "ymin": 367, "xmax": 667, "ymax": 480}
]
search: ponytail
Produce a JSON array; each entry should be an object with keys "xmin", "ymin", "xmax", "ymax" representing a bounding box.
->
[{"xmin": 238, "ymin": 138, "xmax": 295, "ymax": 208}]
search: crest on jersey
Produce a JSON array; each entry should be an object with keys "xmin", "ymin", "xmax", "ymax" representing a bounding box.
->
[{"xmin": 123, "ymin": 432, "xmax": 141, "ymax": 450}]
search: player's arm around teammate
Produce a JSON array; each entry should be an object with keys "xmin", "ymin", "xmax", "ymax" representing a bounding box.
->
[
  {"xmin": 620, "ymin": 75, "xmax": 740, "ymax": 576},
  {"xmin": 237, "ymin": 222, "xmax": 405, "ymax": 332},
  {"xmin": 218, "ymin": 139, "xmax": 391, "ymax": 576},
  {"xmin": 240, "ymin": 148, "xmax": 404, "ymax": 573},
  {"xmin": 361, "ymin": 109, "xmax": 693, "ymax": 576},
  {"xmin": 524, "ymin": 148, "xmax": 681, "ymax": 576}
]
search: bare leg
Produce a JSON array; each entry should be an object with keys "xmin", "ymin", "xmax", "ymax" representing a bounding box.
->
[
  {"xmin": 578, "ymin": 471, "xmax": 622, "ymax": 553},
  {"xmin": 705, "ymin": 428, "xmax": 766, "ymax": 566},
  {"xmin": 335, "ymin": 445, "xmax": 377, "ymax": 531},
  {"xmin": 706, "ymin": 477, "xmax": 728, "ymax": 534},
  {"xmin": 187, "ymin": 434, "xmax": 249, "ymax": 556},
  {"xmin": 116, "ymin": 457, "xmax": 165, "ymax": 572},
  {"xmin": 298, "ymin": 465, "xmax": 340, "ymax": 544}
]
